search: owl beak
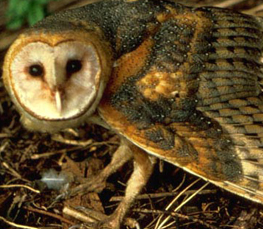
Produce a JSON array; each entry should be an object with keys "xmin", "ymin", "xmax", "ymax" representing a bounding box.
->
[{"xmin": 55, "ymin": 90, "xmax": 62, "ymax": 115}]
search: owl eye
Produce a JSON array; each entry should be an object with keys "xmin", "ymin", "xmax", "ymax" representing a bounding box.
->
[
  {"xmin": 66, "ymin": 59, "xmax": 82, "ymax": 75},
  {"xmin": 28, "ymin": 64, "xmax": 44, "ymax": 77}
]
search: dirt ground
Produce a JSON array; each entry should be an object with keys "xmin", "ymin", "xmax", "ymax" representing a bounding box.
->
[{"xmin": 1, "ymin": 0, "xmax": 263, "ymax": 228}]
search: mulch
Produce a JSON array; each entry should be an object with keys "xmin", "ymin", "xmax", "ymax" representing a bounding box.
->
[{"xmin": 1, "ymin": 0, "xmax": 263, "ymax": 228}]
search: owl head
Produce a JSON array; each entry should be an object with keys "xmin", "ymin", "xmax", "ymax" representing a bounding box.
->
[{"xmin": 3, "ymin": 28, "xmax": 112, "ymax": 132}]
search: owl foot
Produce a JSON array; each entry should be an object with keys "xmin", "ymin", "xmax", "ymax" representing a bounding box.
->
[
  {"xmin": 68, "ymin": 175, "xmax": 107, "ymax": 197},
  {"xmin": 83, "ymin": 216, "xmax": 138, "ymax": 229},
  {"xmin": 83, "ymin": 214, "xmax": 125, "ymax": 229},
  {"xmin": 57, "ymin": 143, "xmax": 134, "ymax": 200},
  {"xmin": 63, "ymin": 145, "xmax": 155, "ymax": 229},
  {"xmin": 56, "ymin": 174, "xmax": 105, "ymax": 200},
  {"xmin": 65, "ymin": 206, "xmax": 138, "ymax": 229}
]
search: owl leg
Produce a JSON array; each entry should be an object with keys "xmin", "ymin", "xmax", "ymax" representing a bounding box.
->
[
  {"xmin": 65, "ymin": 140, "xmax": 134, "ymax": 198},
  {"xmin": 65, "ymin": 145, "xmax": 155, "ymax": 229},
  {"xmin": 84, "ymin": 146, "xmax": 156, "ymax": 229},
  {"xmin": 102, "ymin": 146, "xmax": 156, "ymax": 228}
]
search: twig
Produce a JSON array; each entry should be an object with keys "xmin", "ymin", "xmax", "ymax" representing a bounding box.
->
[
  {"xmin": 214, "ymin": 0, "xmax": 246, "ymax": 8},
  {"xmin": 51, "ymin": 134, "xmax": 93, "ymax": 146},
  {"xmin": 63, "ymin": 206, "xmax": 97, "ymax": 223},
  {"xmin": 233, "ymin": 209, "xmax": 258, "ymax": 229},
  {"xmin": 2, "ymin": 162, "xmax": 22, "ymax": 179},
  {"xmin": 31, "ymin": 141, "xmax": 117, "ymax": 159},
  {"xmin": 63, "ymin": 206, "xmax": 140, "ymax": 228},
  {"xmin": 243, "ymin": 3, "xmax": 263, "ymax": 16},
  {"xmin": 31, "ymin": 146, "xmax": 81, "ymax": 159},
  {"xmin": 0, "ymin": 216, "xmax": 38, "ymax": 229},
  {"xmin": 25, "ymin": 206, "xmax": 75, "ymax": 226},
  {"xmin": 155, "ymin": 179, "xmax": 201, "ymax": 229},
  {"xmin": 132, "ymin": 208, "xmax": 220, "ymax": 229},
  {"xmin": 0, "ymin": 184, "xmax": 40, "ymax": 194},
  {"xmin": 110, "ymin": 189, "xmax": 217, "ymax": 202},
  {"xmin": 0, "ymin": 141, "xmax": 9, "ymax": 152},
  {"xmin": 155, "ymin": 180, "xmax": 210, "ymax": 229},
  {"xmin": 0, "ymin": 133, "xmax": 11, "ymax": 138}
]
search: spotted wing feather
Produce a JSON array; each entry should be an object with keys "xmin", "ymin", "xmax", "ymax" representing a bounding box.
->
[{"xmin": 99, "ymin": 2, "xmax": 263, "ymax": 203}]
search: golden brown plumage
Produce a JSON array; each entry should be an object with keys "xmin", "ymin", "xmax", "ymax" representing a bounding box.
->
[{"xmin": 3, "ymin": 0, "xmax": 263, "ymax": 228}]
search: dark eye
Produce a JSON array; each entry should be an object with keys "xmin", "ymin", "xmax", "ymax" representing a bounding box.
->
[
  {"xmin": 66, "ymin": 59, "xmax": 82, "ymax": 75},
  {"xmin": 28, "ymin": 64, "xmax": 44, "ymax": 77}
]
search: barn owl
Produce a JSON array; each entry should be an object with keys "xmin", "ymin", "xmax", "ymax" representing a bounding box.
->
[{"xmin": 3, "ymin": 0, "xmax": 263, "ymax": 228}]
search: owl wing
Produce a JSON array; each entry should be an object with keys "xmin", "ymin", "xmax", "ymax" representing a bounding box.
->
[{"xmin": 99, "ymin": 3, "xmax": 263, "ymax": 202}]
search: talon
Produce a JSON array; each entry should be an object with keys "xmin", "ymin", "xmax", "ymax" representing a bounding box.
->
[
  {"xmin": 56, "ymin": 190, "xmax": 70, "ymax": 200},
  {"xmin": 68, "ymin": 225, "xmax": 83, "ymax": 229},
  {"xmin": 63, "ymin": 206, "xmax": 126, "ymax": 229}
]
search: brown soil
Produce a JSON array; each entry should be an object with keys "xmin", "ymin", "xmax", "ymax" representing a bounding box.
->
[{"xmin": 1, "ymin": 0, "xmax": 263, "ymax": 229}]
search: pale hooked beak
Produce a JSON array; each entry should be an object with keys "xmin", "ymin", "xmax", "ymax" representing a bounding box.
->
[{"xmin": 55, "ymin": 90, "xmax": 62, "ymax": 115}]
